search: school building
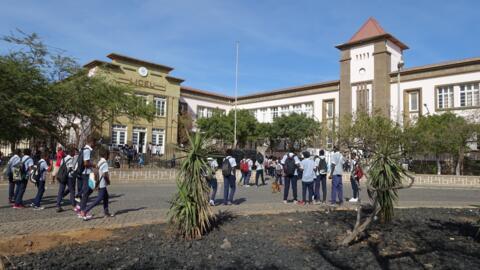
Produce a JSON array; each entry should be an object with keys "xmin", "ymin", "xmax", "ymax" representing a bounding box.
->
[{"xmin": 84, "ymin": 17, "xmax": 480, "ymax": 156}]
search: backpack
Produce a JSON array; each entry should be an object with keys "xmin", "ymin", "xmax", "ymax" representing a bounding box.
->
[
  {"xmin": 30, "ymin": 160, "xmax": 46, "ymax": 184},
  {"xmin": 73, "ymin": 148, "xmax": 85, "ymax": 178},
  {"xmin": 240, "ymin": 160, "xmax": 249, "ymax": 173},
  {"xmin": 57, "ymin": 157, "xmax": 71, "ymax": 184},
  {"xmin": 11, "ymin": 161, "xmax": 23, "ymax": 182},
  {"xmin": 256, "ymin": 154, "xmax": 264, "ymax": 164},
  {"xmin": 284, "ymin": 157, "xmax": 296, "ymax": 177},
  {"xmin": 222, "ymin": 157, "xmax": 233, "ymax": 177},
  {"xmin": 318, "ymin": 158, "xmax": 328, "ymax": 174}
]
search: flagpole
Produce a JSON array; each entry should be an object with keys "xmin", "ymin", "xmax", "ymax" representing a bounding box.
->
[{"xmin": 234, "ymin": 41, "xmax": 239, "ymax": 148}]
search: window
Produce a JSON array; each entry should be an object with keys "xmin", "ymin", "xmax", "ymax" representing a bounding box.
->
[
  {"xmin": 293, "ymin": 104, "xmax": 302, "ymax": 114},
  {"xmin": 152, "ymin": 128, "xmax": 165, "ymax": 155},
  {"xmin": 460, "ymin": 83, "xmax": 480, "ymax": 107},
  {"xmin": 272, "ymin": 107, "xmax": 278, "ymax": 119},
  {"xmin": 280, "ymin": 106, "xmax": 289, "ymax": 116},
  {"xmin": 357, "ymin": 84, "xmax": 369, "ymax": 112},
  {"xmin": 326, "ymin": 101, "xmax": 334, "ymax": 119},
  {"xmin": 136, "ymin": 94, "xmax": 148, "ymax": 105},
  {"xmin": 409, "ymin": 92, "xmax": 419, "ymax": 112},
  {"xmin": 197, "ymin": 106, "xmax": 224, "ymax": 119},
  {"xmin": 304, "ymin": 103, "xmax": 313, "ymax": 117},
  {"xmin": 436, "ymin": 86, "xmax": 454, "ymax": 109},
  {"xmin": 260, "ymin": 108, "xmax": 267, "ymax": 122},
  {"xmin": 111, "ymin": 125, "xmax": 127, "ymax": 145},
  {"xmin": 154, "ymin": 97, "xmax": 167, "ymax": 117}
]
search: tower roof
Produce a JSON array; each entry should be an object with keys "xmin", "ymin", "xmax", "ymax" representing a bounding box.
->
[{"xmin": 336, "ymin": 17, "xmax": 408, "ymax": 50}]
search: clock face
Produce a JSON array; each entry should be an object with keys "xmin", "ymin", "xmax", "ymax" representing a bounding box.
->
[
  {"xmin": 359, "ymin": 68, "xmax": 366, "ymax": 76},
  {"xmin": 138, "ymin": 67, "xmax": 148, "ymax": 77}
]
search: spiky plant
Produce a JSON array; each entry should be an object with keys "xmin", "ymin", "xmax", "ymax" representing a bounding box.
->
[
  {"xmin": 367, "ymin": 144, "xmax": 408, "ymax": 223},
  {"xmin": 168, "ymin": 132, "xmax": 215, "ymax": 239}
]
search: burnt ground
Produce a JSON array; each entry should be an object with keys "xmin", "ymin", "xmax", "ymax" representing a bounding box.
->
[{"xmin": 3, "ymin": 208, "xmax": 480, "ymax": 270}]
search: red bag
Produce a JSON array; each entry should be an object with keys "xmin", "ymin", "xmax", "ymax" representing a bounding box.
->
[
  {"xmin": 240, "ymin": 160, "xmax": 249, "ymax": 173},
  {"xmin": 354, "ymin": 166, "xmax": 364, "ymax": 180}
]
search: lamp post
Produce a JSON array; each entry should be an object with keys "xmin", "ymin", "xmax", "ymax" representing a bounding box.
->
[
  {"xmin": 233, "ymin": 42, "xmax": 239, "ymax": 148},
  {"xmin": 396, "ymin": 58, "xmax": 405, "ymax": 125}
]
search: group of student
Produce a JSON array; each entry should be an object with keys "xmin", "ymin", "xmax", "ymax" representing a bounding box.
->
[
  {"xmin": 206, "ymin": 146, "xmax": 363, "ymax": 206},
  {"xmin": 4, "ymin": 137, "xmax": 114, "ymax": 221}
]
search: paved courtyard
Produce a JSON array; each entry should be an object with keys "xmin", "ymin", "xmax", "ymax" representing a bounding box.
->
[{"xmin": 0, "ymin": 179, "xmax": 479, "ymax": 238}]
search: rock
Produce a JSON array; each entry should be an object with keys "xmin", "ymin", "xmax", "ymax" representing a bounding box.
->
[
  {"xmin": 324, "ymin": 222, "xmax": 329, "ymax": 226},
  {"xmin": 242, "ymin": 231, "xmax": 248, "ymax": 235},
  {"xmin": 449, "ymin": 237, "xmax": 455, "ymax": 240},
  {"xmin": 148, "ymin": 233, "xmax": 155, "ymax": 239},
  {"xmin": 424, "ymin": 263, "xmax": 434, "ymax": 269},
  {"xmin": 298, "ymin": 220, "xmax": 303, "ymax": 224},
  {"xmin": 288, "ymin": 218, "xmax": 293, "ymax": 222},
  {"xmin": 208, "ymin": 254, "xmax": 213, "ymax": 260},
  {"xmin": 220, "ymin": 238, "xmax": 232, "ymax": 249},
  {"xmin": 115, "ymin": 247, "xmax": 120, "ymax": 251}
]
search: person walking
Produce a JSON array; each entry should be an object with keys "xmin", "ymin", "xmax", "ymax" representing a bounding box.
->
[
  {"xmin": 281, "ymin": 152, "xmax": 300, "ymax": 203},
  {"xmin": 51, "ymin": 145, "xmax": 65, "ymax": 184},
  {"xmin": 274, "ymin": 159, "xmax": 284, "ymax": 185},
  {"xmin": 207, "ymin": 157, "xmax": 218, "ymax": 206},
  {"xmin": 5, "ymin": 149, "xmax": 21, "ymax": 204},
  {"xmin": 298, "ymin": 151, "xmax": 316, "ymax": 205},
  {"xmin": 254, "ymin": 158, "xmax": 265, "ymax": 187},
  {"xmin": 329, "ymin": 146, "xmax": 345, "ymax": 206},
  {"xmin": 32, "ymin": 152, "xmax": 49, "ymax": 210},
  {"xmin": 56, "ymin": 147, "xmax": 75, "ymax": 212},
  {"xmin": 222, "ymin": 149, "xmax": 237, "ymax": 205},
  {"xmin": 314, "ymin": 150, "xmax": 328, "ymax": 204},
  {"xmin": 83, "ymin": 149, "xmax": 115, "ymax": 221},
  {"xmin": 79, "ymin": 137, "xmax": 95, "ymax": 219},
  {"xmin": 239, "ymin": 157, "xmax": 252, "ymax": 187},
  {"xmin": 13, "ymin": 149, "xmax": 34, "ymax": 209}
]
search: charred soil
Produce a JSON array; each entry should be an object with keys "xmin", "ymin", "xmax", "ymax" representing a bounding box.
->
[{"xmin": 3, "ymin": 208, "xmax": 479, "ymax": 269}]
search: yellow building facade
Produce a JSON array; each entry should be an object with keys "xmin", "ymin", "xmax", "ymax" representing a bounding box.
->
[{"xmin": 84, "ymin": 53, "xmax": 184, "ymax": 159}]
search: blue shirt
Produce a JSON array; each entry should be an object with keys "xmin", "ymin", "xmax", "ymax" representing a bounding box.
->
[
  {"xmin": 331, "ymin": 151, "xmax": 344, "ymax": 176},
  {"xmin": 97, "ymin": 158, "xmax": 109, "ymax": 188},
  {"xmin": 300, "ymin": 159, "xmax": 316, "ymax": 182},
  {"xmin": 21, "ymin": 155, "xmax": 34, "ymax": 174},
  {"xmin": 38, "ymin": 159, "xmax": 48, "ymax": 181},
  {"xmin": 6, "ymin": 154, "xmax": 20, "ymax": 174},
  {"xmin": 82, "ymin": 145, "xmax": 93, "ymax": 175}
]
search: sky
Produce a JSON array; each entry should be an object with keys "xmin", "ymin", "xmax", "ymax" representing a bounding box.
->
[{"xmin": 1, "ymin": 0, "xmax": 479, "ymax": 96}]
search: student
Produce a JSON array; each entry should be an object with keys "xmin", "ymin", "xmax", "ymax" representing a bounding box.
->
[
  {"xmin": 6, "ymin": 149, "xmax": 22, "ymax": 204},
  {"xmin": 298, "ymin": 151, "xmax": 316, "ymax": 205},
  {"xmin": 274, "ymin": 159, "xmax": 284, "ymax": 185},
  {"xmin": 239, "ymin": 157, "xmax": 250, "ymax": 187},
  {"xmin": 349, "ymin": 155, "xmax": 363, "ymax": 203},
  {"xmin": 207, "ymin": 157, "xmax": 218, "ymax": 206},
  {"xmin": 13, "ymin": 149, "xmax": 34, "ymax": 209},
  {"xmin": 314, "ymin": 150, "xmax": 328, "ymax": 203},
  {"xmin": 56, "ymin": 147, "xmax": 75, "ymax": 212},
  {"xmin": 32, "ymin": 152, "xmax": 49, "ymax": 210},
  {"xmin": 83, "ymin": 149, "xmax": 114, "ymax": 221},
  {"xmin": 79, "ymin": 137, "xmax": 95, "ymax": 218},
  {"xmin": 51, "ymin": 146, "xmax": 65, "ymax": 184},
  {"xmin": 222, "ymin": 149, "xmax": 237, "ymax": 205},
  {"xmin": 329, "ymin": 146, "xmax": 345, "ymax": 206},
  {"xmin": 281, "ymin": 152, "xmax": 300, "ymax": 203},
  {"xmin": 254, "ymin": 158, "xmax": 265, "ymax": 187}
]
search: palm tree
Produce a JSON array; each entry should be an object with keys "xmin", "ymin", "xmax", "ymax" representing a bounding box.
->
[{"xmin": 168, "ymin": 132, "xmax": 215, "ymax": 239}]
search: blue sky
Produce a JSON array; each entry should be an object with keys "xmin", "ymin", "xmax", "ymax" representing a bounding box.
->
[{"xmin": 1, "ymin": 0, "xmax": 479, "ymax": 96}]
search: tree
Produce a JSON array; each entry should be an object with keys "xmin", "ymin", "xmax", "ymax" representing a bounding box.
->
[
  {"xmin": 168, "ymin": 132, "xmax": 215, "ymax": 239},
  {"xmin": 177, "ymin": 111, "xmax": 193, "ymax": 147},
  {"xmin": 0, "ymin": 30, "xmax": 155, "ymax": 148},
  {"xmin": 337, "ymin": 112, "xmax": 414, "ymax": 245},
  {"xmin": 270, "ymin": 113, "xmax": 321, "ymax": 151},
  {"xmin": 405, "ymin": 112, "xmax": 478, "ymax": 175},
  {"xmin": 196, "ymin": 109, "xmax": 257, "ymax": 148}
]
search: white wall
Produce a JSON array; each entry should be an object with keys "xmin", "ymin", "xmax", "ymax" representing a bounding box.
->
[
  {"xmin": 180, "ymin": 96, "xmax": 232, "ymax": 119},
  {"xmin": 390, "ymin": 71, "xmax": 480, "ymax": 122},
  {"xmin": 350, "ymin": 44, "xmax": 375, "ymax": 83},
  {"xmin": 387, "ymin": 40, "xmax": 403, "ymax": 73},
  {"xmin": 237, "ymin": 91, "xmax": 339, "ymax": 122}
]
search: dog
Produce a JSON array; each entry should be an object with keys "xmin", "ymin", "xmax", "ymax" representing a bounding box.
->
[{"xmin": 271, "ymin": 182, "xmax": 281, "ymax": 193}]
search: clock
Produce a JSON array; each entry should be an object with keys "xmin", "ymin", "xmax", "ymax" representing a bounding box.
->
[
  {"xmin": 359, "ymin": 68, "xmax": 366, "ymax": 76},
  {"xmin": 138, "ymin": 66, "xmax": 149, "ymax": 77}
]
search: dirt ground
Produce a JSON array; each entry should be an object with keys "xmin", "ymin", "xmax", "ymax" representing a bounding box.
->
[{"xmin": 2, "ymin": 208, "xmax": 479, "ymax": 270}]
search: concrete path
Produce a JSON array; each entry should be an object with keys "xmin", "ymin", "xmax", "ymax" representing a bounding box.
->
[{"xmin": 0, "ymin": 179, "xmax": 479, "ymax": 238}]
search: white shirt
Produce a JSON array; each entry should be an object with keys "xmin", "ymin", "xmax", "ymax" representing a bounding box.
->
[
  {"xmin": 82, "ymin": 145, "xmax": 93, "ymax": 174},
  {"xmin": 61, "ymin": 154, "xmax": 74, "ymax": 177},
  {"xmin": 38, "ymin": 159, "xmax": 49, "ymax": 181},
  {"xmin": 224, "ymin": 156, "xmax": 237, "ymax": 176},
  {"xmin": 97, "ymin": 158, "xmax": 109, "ymax": 188},
  {"xmin": 255, "ymin": 160, "xmax": 263, "ymax": 171},
  {"xmin": 21, "ymin": 155, "xmax": 34, "ymax": 173},
  {"xmin": 7, "ymin": 154, "xmax": 21, "ymax": 174}
]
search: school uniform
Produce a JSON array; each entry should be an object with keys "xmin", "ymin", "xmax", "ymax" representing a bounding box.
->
[
  {"xmin": 6, "ymin": 154, "xmax": 21, "ymax": 202},
  {"xmin": 254, "ymin": 160, "xmax": 265, "ymax": 186},
  {"xmin": 207, "ymin": 159, "xmax": 218, "ymax": 204},
  {"xmin": 85, "ymin": 158, "xmax": 112, "ymax": 216},
  {"xmin": 222, "ymin": 156, "xmax": 237, "ymax": 205},
  {"xmin": 56, "ymin": 155, "xmax": 76, "ymax": 209},
  {"xmin": 281, "ymin": 154, "xmax": 301, "ymax": 202},
  {"xmin": 14, "ymin": 155, "xmax": 33, "ymax": 207},
  {"xmin": 79, "ymin": 145, "xmax": 93, "ymax": 212},
  {"xmin": 33, "ymin": 159, "xmax": 48, "ymax": 208}
]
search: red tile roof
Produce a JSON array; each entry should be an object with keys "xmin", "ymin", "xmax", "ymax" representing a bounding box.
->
[{"xmin": 348, "ymin": 17, "xmax": 386, "ymax": 43}]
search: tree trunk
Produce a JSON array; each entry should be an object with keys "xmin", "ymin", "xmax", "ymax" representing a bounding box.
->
[
  {"xmin": 436, "ymin": 156, "xmax": 442, "ymax": 175},
  {"xmin": 341, "ymin": 201, "xmax": 380, "ymax": 246},
  {"xmin": 456, "ymin": 148, "xmax": 465, "ymax": 176}
]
